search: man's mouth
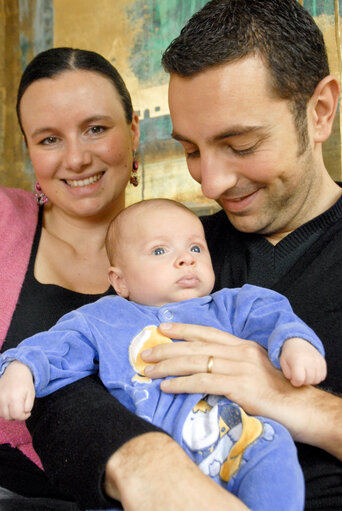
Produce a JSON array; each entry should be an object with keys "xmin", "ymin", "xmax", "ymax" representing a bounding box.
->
[
  {"xmin": 65, "ymin": 171, "xmax": 104, "ymax": 187},
  {"xmin": 220, "ymin": 188, "xmax": 261, "ymax": 212}
]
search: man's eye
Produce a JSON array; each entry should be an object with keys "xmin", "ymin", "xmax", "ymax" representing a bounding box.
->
[
  {"xmin": 190, "ymin": 245, "xmax": 201, "ymax": 253},
  {"xmin": 152, "ymin": 247, "xmax": 166, "ymax": 255},
  {"xmin": 186, "ymin": 150, "xmax": 199, "ymax": 159},
  {"xmin": 89, "ymin": 126, "xmax": 105, "ymax": 135},
  {"xmin": 230, "ymin": 144, "xmax": 257, "ymax": 156}
]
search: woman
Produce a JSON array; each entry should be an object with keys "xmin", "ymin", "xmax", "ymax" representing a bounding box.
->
[{"xmin": 0, "ymin": 48, "xmax": 247, "ymax": 511}]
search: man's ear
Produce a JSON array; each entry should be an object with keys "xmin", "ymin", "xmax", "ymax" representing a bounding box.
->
[
  {"xmin": 310, "ymin": 75, "xmax": 340, "ymax": 144},
  {"xmin": 108, "ymin": 266, "xmax": 129, "ymax": 298}
]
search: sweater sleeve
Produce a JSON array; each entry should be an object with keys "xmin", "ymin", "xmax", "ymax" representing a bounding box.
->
[
  {"xmin": 229, "ymin": 284, "xmax": 325, "ymax": 368},
  {"xmin": 27, "ymin": 374, "xmax": 164, "ymax": 510},
  {"xmin": 0, "ymin": 310, "xmax": 101, "ymax": 396}
]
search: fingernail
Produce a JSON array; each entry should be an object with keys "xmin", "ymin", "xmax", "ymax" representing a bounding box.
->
[
  {"xmin": 141, "ymin": 349, "xmax": 152, "ymax": 359},
  {"xmin": 160, "ymin": 322, "xmax": 172, "ymax": 330},
  {"xmin": 144, "ymin": 365, "xmax": 153, "ymax": 374},
  {"xmin": 161, "ymin": 380, "xmax": 170, "ymax": 388}
]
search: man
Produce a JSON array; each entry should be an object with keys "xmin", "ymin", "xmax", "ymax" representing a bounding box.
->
[
  {"xmin": 27, "ymin": 1, "xmax": 342, "ymax": 510},
  {"xmin": 148, "ymin": 0, "xmax": 341, "ymax": 509}
]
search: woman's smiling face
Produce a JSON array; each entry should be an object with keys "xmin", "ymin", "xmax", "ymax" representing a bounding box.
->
[{"xmin": 19, "ymin": 69, "xmax": 139, "ymax": 219}]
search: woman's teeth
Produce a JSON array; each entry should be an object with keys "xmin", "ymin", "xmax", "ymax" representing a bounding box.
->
[{"xmin": 66, "ymin": 172, "xmax": 103, "ymax": 187}]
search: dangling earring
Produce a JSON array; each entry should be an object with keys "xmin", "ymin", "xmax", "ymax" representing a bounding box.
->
[
  {"xmin": 130, "ymin": 154, "xmax": 139, "ymax": 187},
  {"xmin": 35, "ymin": 182, "xmax": 49, "ymax": 205}
]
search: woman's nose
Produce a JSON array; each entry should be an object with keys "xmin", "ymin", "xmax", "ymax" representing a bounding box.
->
[{"xmin": 64, "ymin": 141, "xmax": 92, "ymax": 171}]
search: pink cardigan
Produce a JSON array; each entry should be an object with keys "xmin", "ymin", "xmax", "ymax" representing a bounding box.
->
[{"xmin": 0, "ymin": 187, "xmax": 42, "ymax": 467}]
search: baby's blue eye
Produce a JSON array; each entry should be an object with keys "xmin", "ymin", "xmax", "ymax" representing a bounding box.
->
[
  {"xmin": 190, "ymin": 245, "xmax": 201, "ymax": 253},
  {"xmin": 152, "ymin": 247, "xmax": 165, "ymax": 255}
]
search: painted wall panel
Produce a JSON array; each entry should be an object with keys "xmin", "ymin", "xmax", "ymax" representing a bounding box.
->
[
  {"xmin": 0, "ymin": 0, "xmax": 53, "ymax": 188},
  {"xmin": 1, "ymin": 0, "xmax": 341, "ymax": 206}
]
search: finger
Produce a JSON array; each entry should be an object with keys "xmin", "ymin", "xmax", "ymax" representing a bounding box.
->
[
  {"xmin": 290, "ymin": 366, "xmax": 306, "ymax": 387},
  {"xmin": 321, "ymin": 359, "xmax": 327, "ymax": 381},
  {"xmin": 142, "ymin": 338, "xmax": 264, "ymax": 365},
  {"xmin": 0, "ymin": 404, "xmax": 9, "ymax": 420},
  {"xmin": 145, "ymin": 352, "xmax": 267, "ymax": 380},
  {"xmin": 2, "ymin": 403, "xmax": 13, "ymax": 421},
  {"xmin": 160, "ymin": 373, "xmax": 236, "ymax": 397},
  {"xmin": 158, "ymin": 323, "xmax": 245, "ymax": 347},
  {"xmin": 145, "ymin": 354, "xmax": 213, "ymax": 378},
  {"xmin": 9, "ymin": 397, "xmax": 26, "ymax": 421},
  {"xmin": 24, "ymin": 391, "xmax": 34, "ymax": 415},
  {"xmin": 280, "ymin": 359, "xmax": 292, "ymax": 381}
]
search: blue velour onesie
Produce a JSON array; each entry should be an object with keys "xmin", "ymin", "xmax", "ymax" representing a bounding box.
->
[{"xmin": 0, "ymin": 284, "xmax": 325, "ymax": 511}]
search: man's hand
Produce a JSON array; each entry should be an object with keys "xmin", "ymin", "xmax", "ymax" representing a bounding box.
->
[
  {"xmin": 0, "ymin": 361, "xmax": 35, "ymax": 420},
  {"xmin": 142, "ymin": 322, "xmax": 342, "ymax": 460}
]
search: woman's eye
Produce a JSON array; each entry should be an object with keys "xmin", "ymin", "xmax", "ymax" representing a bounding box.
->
[
  {"xmin": 152, "ymin": 247, "xmax": 166, "ymax": 256},
  {"xmin": 41, "ymin": 136, "xmax": 58, "ymax": 145},
  {"xmin": 190, "ymin": 245, "xmax": 201, "ymax": 253}
]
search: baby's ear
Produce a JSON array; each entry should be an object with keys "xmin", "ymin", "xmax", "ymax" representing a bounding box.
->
[{"xmin": 108, "ymin": 266, "xmax": 129, "ymax": 298}]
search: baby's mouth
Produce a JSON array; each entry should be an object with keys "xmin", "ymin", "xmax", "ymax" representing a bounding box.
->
[{"xmin": 64, "ymin": 171, "xmax": 104, "ymax": 187}]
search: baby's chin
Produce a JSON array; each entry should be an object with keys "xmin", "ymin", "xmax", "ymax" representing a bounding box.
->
[
  {"xmin": 160, "ymin": 289, "xmax": 209, "ymax": 306},
  {"xmin": 129, "ymin": 286, "xmax": 213, "ymax": 307}
]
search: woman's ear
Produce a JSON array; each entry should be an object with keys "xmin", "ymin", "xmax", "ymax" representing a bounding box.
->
[
  {"xmin": 310, "ymin": 75, "xmax": 340, "ymax": 144},
  {"xmin": 108, "ymin": 266, "xmax": 129, "ymax": 298},
  {"xmin": 131, "ymin": 111, "xmax": 140, "ymax": 151}
]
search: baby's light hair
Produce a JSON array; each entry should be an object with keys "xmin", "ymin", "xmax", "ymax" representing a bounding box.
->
[{"xmin": 105, "ymin": 199, "xmax": 199, "ymax": 266}]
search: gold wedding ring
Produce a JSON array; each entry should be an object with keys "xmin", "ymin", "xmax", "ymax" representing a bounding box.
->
[{"xmin": 207, "ymin": 355, "xmax": 214, "ymax": 374}]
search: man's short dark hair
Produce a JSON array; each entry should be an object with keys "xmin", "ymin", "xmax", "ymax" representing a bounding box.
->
[{"xmin": 162, "ymin": 0, "xmax": 330, "ymax": 153}]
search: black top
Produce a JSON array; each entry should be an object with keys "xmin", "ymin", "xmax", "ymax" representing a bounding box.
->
[{"xmin": 3, "ymin": 207, "xmax": 114, "ymax": 352}]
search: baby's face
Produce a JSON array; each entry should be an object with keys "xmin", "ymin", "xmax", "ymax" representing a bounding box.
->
[{"xmin": 112, "ymin": 204, "xmax": 215, "ymax": 306}]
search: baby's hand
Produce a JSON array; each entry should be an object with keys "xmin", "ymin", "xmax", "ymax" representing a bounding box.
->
[
  {"xmin": 280, "ymin": 338, "xmax": 327, "ymax": 387},
  {"xmin": 0, "ymin": 361, "xmax": 35, "ymax": 420}
]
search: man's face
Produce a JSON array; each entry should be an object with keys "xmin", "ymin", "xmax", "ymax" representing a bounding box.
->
[{"xmin": 168, "ymin": 56, "xmax": 319, "ymax": 240}]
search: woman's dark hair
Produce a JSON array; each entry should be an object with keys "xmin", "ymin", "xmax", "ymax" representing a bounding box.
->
[
  {"xmin": 162, "ymin": 0, "xmax": 330, "ymax": 153},
  {"xmin": 16, "ymin": 47, "xmax": 133, "ymax": 134}
]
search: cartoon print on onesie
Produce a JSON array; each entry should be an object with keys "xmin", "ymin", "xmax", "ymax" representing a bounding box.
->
[{"xmin": 128, "ymin": 325, "xmax": 273, "ymax": 487}]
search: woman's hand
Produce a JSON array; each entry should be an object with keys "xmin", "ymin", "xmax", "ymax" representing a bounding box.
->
[{"xmin": 141, "ymin": 323, "xmax": 342, "ymax": 459}]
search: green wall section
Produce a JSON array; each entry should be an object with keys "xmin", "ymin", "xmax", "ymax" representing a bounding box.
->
[
  {"xmin": 127, "ymin": 0, "xmax": 208, "ymax": 86},
  {"xmin": 303, "ymin": 0, "xmax": 342, "ymax": 16},
  {"xmin": 18, "ymin": 0, "xmax": 54, "ymax": 71}
]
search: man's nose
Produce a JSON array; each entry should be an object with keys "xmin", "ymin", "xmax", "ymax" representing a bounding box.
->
[{"xmin": 200, "ymin": 156, "xmax": 238, "ymax": 200}]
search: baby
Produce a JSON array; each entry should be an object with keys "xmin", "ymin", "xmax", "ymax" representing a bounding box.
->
[{"xmin": 0, "ymin": 199, "xmax": 326, "ymax": 511}]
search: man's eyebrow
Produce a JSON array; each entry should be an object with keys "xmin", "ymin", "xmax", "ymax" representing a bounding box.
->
[
  {"xmin": 172, "ymin": 125, "xmax": 263, "ymax": 144},
  {"xmin": 212, "ymin": 126, "xmax": 263, "ymax": 141}
]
